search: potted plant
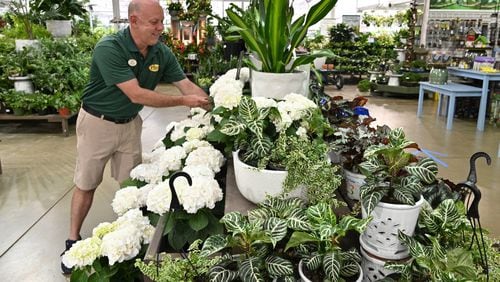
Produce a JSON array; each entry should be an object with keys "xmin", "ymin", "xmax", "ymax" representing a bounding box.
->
[
  {"xmin": 5, "ymin": 47, "xmax": 38, "ymax": 93},
  {"xmin": 31, "ymin": 0, "xmax": 88, "ymax": 37},
  {"xmin": 135, "ymin": 240, "xmax": 221, "ymax": 282},
  {"xmin": 285, "ymin": 202, "xmax": 372, "ymax": 281},
  {"xmin": 167, "ymin": 1, "xmax": 183, "ymax": 18},
  {"xmin": 225, "ymin": 0, "xmax": 337, "ymax": 98},
  {"xmin": 51, "ymin": 92, "xmax": 80, "ymax": 116},
  {"xmin": 200, "ymin": 209, "xmax": 296, "ymax": 281},
  {"xmin": 358, "ymin": 127, "xmax": 439, "ymax": 259}
]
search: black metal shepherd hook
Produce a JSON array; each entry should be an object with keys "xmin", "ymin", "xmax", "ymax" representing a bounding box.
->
[
  {"xmin": 168, "ymin": 171, "xmax": 193, "ymax": 211},
  {"xmin": 457, "ymin": 152, "xmax": 492, "ymax": 280}
]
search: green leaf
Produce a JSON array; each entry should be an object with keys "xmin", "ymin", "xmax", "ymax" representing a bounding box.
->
[
  {"xmin": 248, "ymin": 207, "xmax": 272, "ymax": 222},
  {"xmin": 221, "ymin": 212, "xmax": 246, "ymax": 235},
  {"xmin": 239, "ymin": 96, "xmax": 259, "ymax": 122},
  {"xmin": 285, "ymin": 231, "xmax": 317, "ymax": 251},
  {"xmin": 201, "ymin": 234, "xmax": 228, "ymax": 257},
  {"xmin": 265, "ymin": 256, "xmax": 294, "ymax": 277},
  {"xmin": 286, "ymin": 214, "xmax": 311, "ymax": 231},
  {"xmin": 406, "ymin": 157, "xmax": 438, "ymax": 184},
  {"xmin": 305, "ymin": 255, "xmax": 322, "ymax": 271},
  {"xmin": 361, "ymin": 189, "xmax": 384, "ymax": 215},
  {"xmin": 323, "ymin": 252, "xmax": 341, "ymax": 281},
  {"xmin": 393, "ymin": 187, "xmax": 416, "ymax": 206},
  {"xmin": 263, "ymin": 217, "xmax": 288, "ymax": 247},
  {"xmin": 209, "ymin": 265, "xmax": 239, "ymax": 282},
  {"xmin": 70, "ymin": 268, "xmax": 89, "ymax": 282},
  {"xmin": 188, "ymin": 210, "xmax": 209, "ymax": 231},
  {"xmin": 239, "ymin": 257, "xmax": 263, "ymax": 282},
  {"xmin": 220, "ymin": 117, "xmax": 246, "ymax": 136}
]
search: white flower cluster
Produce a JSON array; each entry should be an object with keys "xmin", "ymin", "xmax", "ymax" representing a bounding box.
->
[
  {"xmin": 209, "ymin": 67, "xmax": 250, "ymax": 110},
  {"xmin": 62, "ymin": 209, "xmax": 154, "ymax": 268},
  {"xmin": 185, "ymin": 146, "xmax": 225, "ymax": 173},
  {"xmin": 166, "ymin": 108, "xmax": 213, "ymax": 142},
  {"xmin": 173, "ymin": 176, "xmax": 223, "ymax": 214},
  {"xmin": 273, "ymin": 93, "xmax": 318, "ymax": 132}
]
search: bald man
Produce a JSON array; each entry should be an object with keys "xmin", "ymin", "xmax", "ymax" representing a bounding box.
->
[{"xmin": 61, "ymin": 0, "xmax": 210, "ymax": 274}]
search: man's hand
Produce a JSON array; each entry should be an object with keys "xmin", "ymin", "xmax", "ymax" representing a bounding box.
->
[{"xmin": 182, "ymin": 95, "xmax": 210, "ymax": 109}]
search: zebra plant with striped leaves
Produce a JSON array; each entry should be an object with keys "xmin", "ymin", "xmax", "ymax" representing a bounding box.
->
[
  {"xmin": 225, "ymin": 0, "xmax": 337, "ymax": 73},
  {"xmin": 358, "ymin": 127, "xmax": 439, "ymax": 215},
  {"xmin": 200, "ymin": 200, "xmax": 304, "ymax": 282},
  {"xmin": 284, "ymin": 202, "xmax": 372, "ymax": 281}
]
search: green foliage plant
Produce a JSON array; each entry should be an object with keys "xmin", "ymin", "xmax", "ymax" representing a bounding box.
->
[
  {"xmin": 285, "ymin": 202, "xmax": 372, "ymax": 281},
  {"xmin": 357, "ymin": 79, "xmax": 371, "ymax": 92},
  {"xmin": 200, "ymin": 208, "xmax": 297, "ymax": 281},
  {"xmin": 30, "ymin": 0, "xmax": 88, "ymax": 21},
  {"xmin": 359, "ymin": 128, "xmax": 439, "ymax": 215},
  {"xmin": 385, "ymin": 199, "xmax": 487, "ymax": 281},
  {"xmin": 225, "ymin": 0, "xmax": 337, "ymax": 73},
  {"xmin": 135, "ymin": 240, "xmax": 221, "ymax": 282}
]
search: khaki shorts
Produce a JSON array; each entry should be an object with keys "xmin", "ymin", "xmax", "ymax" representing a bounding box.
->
[{"xmin": 74, "ymin": 108, "xmax": 143, "ymax": 191}]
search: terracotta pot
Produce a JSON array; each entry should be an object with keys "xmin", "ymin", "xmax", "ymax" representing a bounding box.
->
[{"xmin": 58, "ymin": 107, "xmax": 70, "ymax": 116}]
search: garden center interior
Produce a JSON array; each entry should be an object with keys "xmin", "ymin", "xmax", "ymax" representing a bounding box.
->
[{"xmin": 0, "ymin": 0, "xmax": 499, "ymax": 281}]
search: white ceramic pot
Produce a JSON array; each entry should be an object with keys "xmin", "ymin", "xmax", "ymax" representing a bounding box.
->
[
  {"xmin": 313, "ymin": 56, "xmax": 327, "ymax": 70},
  {"xmin": 8, "ymin": 75, "xmax": 34, "ymax": 93},
  {"xmin": 232, "ymin": 151, "xmax": 305, "ymax": 204},
  {"xmin": 360, "ymin": 247, "xmax": 397, "ymax": 282},
  {"xmin": 387, "ymin": 74, "xmax": 403, "ymax": 86},
  {"xmin": 250, "ymin": 69, "xmax": 309, "ymax": 99},
  {"xmin": 367, "ymin": 71, "xmax": 382, "ymax": 83},
  {"xmin": 395, "ymin": 48, "xmax": 405, "ymax": 63},
  {"xmin": 15, "ymin": 39, "xmax": 40, "ymax": 52},
  {"xmin": 46, "ymin": 20, "xmax": 72, "ymax": 37},
  {"xmin": 343, "ymin": 169, "xmax": 366, "ymax": 201},
  {"xmin": 361, "ymin": 195, "xmax": 425, "ymax": 260},
  {"xmin": 299, "ymin": 258, "xmax": 362, "ymax": 282}
]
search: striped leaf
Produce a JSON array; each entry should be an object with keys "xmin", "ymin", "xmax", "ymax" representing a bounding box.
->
[
  {"xmin": 340, "ymin": 260, "xmax": 359, "ymax": 277},
  {"xmin": 220, "ymin": 117, "xmax": 246, "ymax": 136},
  {"xmin": 285, "ymin": 231, "xmax": 317, "ymax": 251},
  {"xmin": 263, "ymin": 217, "xmax": 288, "ymax": 247},
  {"xmin": 361, "ymin": 189, "xmax": 385, "ymax": 216},
  {"xmin": 420, "ymin": 207, "xmax": 440, "ymax": 234},
  {"xmin": 437, "ymin": 199, "xmax": 461, "ymax": 227},
  {"xmin": 239, "ymin": 257, "xmax": 263, "ymax": 282},
  {"xmin": 398, "ymin": 231, "xmax": 430, "ymax": 258},
  {"xmin": 239, "ymin": 96, "xmax": 259, "ymax": 123},
  {"xmin": 249, "ymin": 135, "xmax": 272, "ymax": 158},
  {"xmin": 305, "ymin": 255, "xmax": 322, "ymax": 271},
  {"xmin": 393, "ymin": 186, "xmax": 416, "ymax": 206},
  {"xmin": 389, "ymin": 127, "xmax": 406, "ymax": 145},
  {"xmin": 209, "ymin": 265, "xmax": 238, "ymax": 282},
  {"xmin": 286, "ymin": 214, "xmax": 311, "ymax": 231},
  {"xmin": 401, "ymin": 175, "xmax": 423, "ymax": 196},
  {"xmin": 265, "ymin": 256, "xmax": 294, "ymax": 277},
  {"xmin": 359, "ymin": 157, "xmax": 383, "ymax": 173},
  {"xmin": 201, "ymin": 234, "xmax": 228, "ymax": 257},
  {"xmin": 306, "ymin": 202, "xmax": 333, "ymax": 225},
  {"xmin": 221, "ymin": 212, "xmax": 246, "ymax": 235},
  {"xmin": 248, "ymin": 207, "xmax": 272, "ymax": 222},
  {"xmin": 338, "ymin": 215, "xmax": 372, "ymax": 234},
  {"xmin": 323, "ymin": 252, "xmax": 341, "ymax": 281},
  {"xmin": 406, "ymin": 157, "xmax": 438, "ymax": 184}
]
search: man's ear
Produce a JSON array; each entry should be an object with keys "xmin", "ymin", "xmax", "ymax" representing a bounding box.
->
[{"xmin": 129, "ymin": 15, "xmax": 138, "ymax": 25}]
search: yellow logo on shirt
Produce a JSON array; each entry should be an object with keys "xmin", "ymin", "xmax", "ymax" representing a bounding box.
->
[{"xmin": 149, "ymin": 64, "xmax": 159, "ymax": 72}]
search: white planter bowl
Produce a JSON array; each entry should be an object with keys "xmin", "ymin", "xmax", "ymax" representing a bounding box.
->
[
  {"xmin": 250, "ymin": 69, "xmax": 308, "ymax": 99},
  {"xmin": 46, "ymin": 20, "xmax": 72, "ymax": 37},
  {"xmin": 232, "ymin": 151, "xmax": 304, "ymax": 204},
  {"xmin": 343, "ymin": 168, "xmax": 366, "ymax": 200},
  {"xmin": 8, "ymin": 75, "xmax": 34, "ymax": 93},
  {"xmin": 360, "ymin": 247, "xmax": 397, "ymax": 282},
  {"xmin": 361, "ymin": 195, "xmax": 424, "ymax": 260},
  {"xmin": 299, "ymin": 258, "xmax": 362, "ymax": 282}
]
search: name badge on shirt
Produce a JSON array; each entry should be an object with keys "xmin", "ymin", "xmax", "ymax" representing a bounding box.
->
[
  {"xmin": 149, "ymin": 64, "xmax": 159, "ymax": 72},
  {"xmin": 128, "ymin": 59, "xmax": 137, "ymax": 67}
]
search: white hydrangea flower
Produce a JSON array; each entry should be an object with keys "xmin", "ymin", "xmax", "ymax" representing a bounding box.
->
[
  {"xmin": 174, "ymin": 176, "xmax": 223, "ymax": 214},
  {"xmin": 213, "ymin": 114, "xmax": 223, "ymax": 123},
  {"xmin": 273, "ymin": 108, "xmax": 293, "ymax": 132},
  {"xmin": 253, "ymin": 97, "xmax": 278, "ymax": 109},
  {"xmin": 224, "ymin": 67, "xmax": 250, "ymax": 83},
  {"xmin": 185, "ymin": 146, "xmax": 224, "ymax": 173},
  {"xmin": 212, "ymin": 83, "xmax": 243, "ymax": 110},
  {"xmin": 146, "ymin": 181, "xmax": 172, "ymax": 215},
  {"xmin": 92, "ymin": 222, "xmax": 117, "ymax": 239},
  {"xmin": 101, "ymin": 223, "xmax": 142, "ymax": 265},
  {"xmin": 157, "ymin": 146, "xmax": 187, "ymax": 173},
  {"xmin": 111, "ymin": 186, "xmax": 142, "ymax": 216},
  {"xmin": 142, "ymin": 146, "xmax": 165, "ymax": 164},
  {"xmin": 295, "ymin": 126, "xmax": 308, "ymax": 140},
  {"xmin": 62, "ymin": 237, "xmax": 102, "ymax": 269},
  {"xmin": 138, "ymin": 183, "xmax": 155, "ymax": 207},
  {"xmin": 182, "ymin": 139, "xmax": 211, "ymax": 154},
  {"xmin": 170, "ymin": 119, "xmax": 202, "ymax": 141},
  {"xmin": 191, "ymin": 109, "xmax": 212, "ymax": 126},
  {"xmin": 115, "ymin": 209, "xmax": 155, "ymax": 245},
  {"xmin": 185, "ymin": 127, "xmax": 205, "ymax": 141},
  {"xmin": 130, "ymin": 163, "xmax": 164, "ymax": 184},
  {"xmin": 182, "ymin": 164, "xmax": 215, "ymax": 179}
]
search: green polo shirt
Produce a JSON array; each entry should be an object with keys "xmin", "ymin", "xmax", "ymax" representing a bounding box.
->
[{"xmin": 82, "ymin": 27, "xmax": 186, "ymax": 119}]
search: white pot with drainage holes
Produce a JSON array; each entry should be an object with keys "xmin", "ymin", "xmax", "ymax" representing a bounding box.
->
[
  {"xmin": 360, "ymin": 195, "xmax": 424, "ymax": 260},
  {"xmin": 360, "ymin": 247, "xmax": 401, "ymax": 282}
]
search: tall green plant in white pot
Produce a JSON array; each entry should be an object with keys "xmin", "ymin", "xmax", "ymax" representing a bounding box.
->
[
  {"xmin": 358, "ymin": 128, "xmax": 438, "ymax": 260},
  {"xmin": 225, "ymin": 0, "xmax": 337, "ymax": 99}
]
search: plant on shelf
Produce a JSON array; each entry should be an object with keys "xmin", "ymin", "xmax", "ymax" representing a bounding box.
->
[
  {"xmin": 30, "ymin": 0, "xmax": 88, "ymax": 21},
  {"xmin": 225, "ymin": 0, "xmax": 337, "ymax": 73},
  {"xmin": 167, "ymin": 1, "xmax": 183, "ymax": 16},
  {"xmin": 359, "ymin": 127, "xmax": 438, "ymax": 215},
  {"xmin": 285, "ymin": 202, "xmax": 372, "ymax": 281},
  {"xmin": 135, "ymin": 240, "xmax": 221, "ymax": 282}
]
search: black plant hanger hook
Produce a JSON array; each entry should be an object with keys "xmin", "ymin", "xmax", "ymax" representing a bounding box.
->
[{"xmin": 168, "ymin": 171, "xmax": 193, "ymax": 211}]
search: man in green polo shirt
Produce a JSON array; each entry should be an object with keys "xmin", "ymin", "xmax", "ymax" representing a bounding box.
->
[{"xmin": 61, "ymin": 0, "xmax": 210, "ymax": 274}]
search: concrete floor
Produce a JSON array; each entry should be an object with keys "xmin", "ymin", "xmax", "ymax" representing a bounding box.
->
[{"xmin": 0, "ymin": 84, "xmax": 498, "ymax": 281}]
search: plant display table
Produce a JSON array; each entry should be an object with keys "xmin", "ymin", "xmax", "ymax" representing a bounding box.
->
[
  {"xmin": 417, "ymin": 82, "xmax": 483, "ymax": 130},
  {"xmin": 0, "ymin": 113, "xmax": 74, "ymax": 136}
]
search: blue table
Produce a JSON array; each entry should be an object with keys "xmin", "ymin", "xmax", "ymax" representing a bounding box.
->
[{"xmin": 447, "ymin": 67, "xmax": 500, "ymax": 131}]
